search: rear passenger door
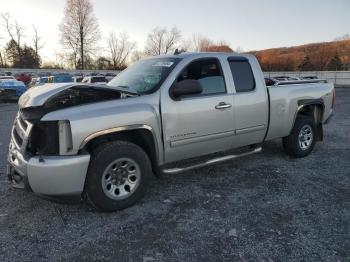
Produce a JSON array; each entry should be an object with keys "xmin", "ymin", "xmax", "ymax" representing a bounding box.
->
[{"xmin": 227, "ymin": 56, "xmax": 269, "ymax": 147}]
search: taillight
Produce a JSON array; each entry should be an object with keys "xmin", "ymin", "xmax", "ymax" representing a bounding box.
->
[{"xmin": 332, "ymin": 91, "xmax": 336, "ymax": 109}]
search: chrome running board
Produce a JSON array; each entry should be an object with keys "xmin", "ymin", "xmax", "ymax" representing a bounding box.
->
[{"xmin": 162, "ymin": 147, "xmax": 262, "ymax": 174}]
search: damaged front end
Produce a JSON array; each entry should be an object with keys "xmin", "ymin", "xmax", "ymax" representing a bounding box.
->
[
  {"xmin": 8, "ymin": 84, "xmax": 135, "ymax": 195},
  {"xmin": 19, "ymin": 85, "xmax": 128, "ymax": 155},
  {"xmin": 20, "ymin": 85, "xmax": 127, "ymax": 121}
]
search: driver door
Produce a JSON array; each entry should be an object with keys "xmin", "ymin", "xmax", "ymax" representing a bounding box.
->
[{"xmin": 160, "ymin": 58, "xmax": 235, "ymax": 163}]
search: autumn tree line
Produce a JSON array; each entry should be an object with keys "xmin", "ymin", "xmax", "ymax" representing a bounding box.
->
[
  {"xmin": 0, "ymin": 0, "xmax": 349, "ymax": 71},
  {"xmin": 251, "ymin": 37, "xmax": 350, "ymax": 72}
]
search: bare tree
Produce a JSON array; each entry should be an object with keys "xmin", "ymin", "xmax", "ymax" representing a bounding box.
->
[
  {"xmin": 1, "ymin": 14, "xmax": 25, "ymax": 46},
  {"xmin": 107, "ymin": 32, "xmax": 136, "ymax": 69},
  {"xmin": 59, "ymin": 0, "xmax": 100, "ymax": 69},
  {"xmin": 186, "ymin": 35, "xmax": 234, "ymax": 52},
  {"xmin": 334, "ymin": 34, "xmax": 350, "ymax": 41},
  {"xmin": 130, "ymin": 50, "xmax": 145, "ymax": 64},
  {"xmin": 190, "ymin": 34, "xmax": 213, "ymax": 52},
  {"xmin": 1, "ymin": 13, "xmax": 25, "ymax": 61},
  {"xmin": 32, "ymin": 25, "xmax": 44, "ymax": 61},
  {"xmin": 313, "ymin": 43, "xmax": 333, "ymax": 70},
  {"xmin": 1, "ymin": 13, "xmax": 15, "ymax": 41},
  {"xmin": 0, "ymin": 27, "xmax": 4, "ymax": 67},
  {"xmin": 235, "ymin": 46, "xmax": 245, "ymax": 53},
  {"xmin": 179, "ymin": 38, "xmax": 192, "ymax": 52},
  {"xmin": 144, "ymin": 26, "xmax": 181, "ymax": 56},
  {"xmin": 13, "ymin": 21, "xmax": 25, "ymax": 48},
  {"xmin": 205, "ymin": 44, "xmax": 233, "ymax": 52},
  {"xmin": 0, "ymin": 49, "xmax": 5, "ymax": 67},
  {"xmin": 61, "ymin": 32, "xmax": 80, "ymax": 68}
]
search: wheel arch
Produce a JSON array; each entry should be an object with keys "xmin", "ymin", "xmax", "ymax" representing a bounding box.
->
[
  {"xmin": 291, "ymin": 99, "xmax": 325, "ymax": 141},
  {"xmin": 79, "ymin": 125, "xmax": 160, "ymax": 176}
]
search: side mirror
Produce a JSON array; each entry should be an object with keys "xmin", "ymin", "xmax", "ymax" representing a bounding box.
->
[{"xmin": 170, "ymin": 79, "xmax": 203, "ymax": 100}]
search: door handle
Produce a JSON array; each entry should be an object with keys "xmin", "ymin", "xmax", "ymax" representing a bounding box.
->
[{"xmin": 215, "ymin": 102, "xmax": 232, "ymax": 110}]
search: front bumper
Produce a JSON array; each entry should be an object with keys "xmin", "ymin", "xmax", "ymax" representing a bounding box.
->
[{"xmin": 7, "ymin": 140, "xmax": 90, "ymax": 196}]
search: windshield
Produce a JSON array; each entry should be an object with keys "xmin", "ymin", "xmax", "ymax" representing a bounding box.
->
[{"xmin": 107, "ymin": 57, "xmax": 181, "ymax": 94}]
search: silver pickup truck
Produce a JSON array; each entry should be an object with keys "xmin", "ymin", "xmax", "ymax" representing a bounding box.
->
[{"xmin": 7, "ymin": 53, "xmax": 335, "ymax": 211}]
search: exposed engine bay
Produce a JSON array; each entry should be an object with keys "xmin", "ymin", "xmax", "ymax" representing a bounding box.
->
[
  {"xmin": 20, "ymin": 85, "xmax": 136, "ymax": 121},
  {"xmin": 16, "ymin": 85, "xmax": 137, "ymax": 156}
]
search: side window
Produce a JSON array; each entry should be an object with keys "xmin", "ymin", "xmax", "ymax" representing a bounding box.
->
[
  {"xmin": 177, "ymin": 58, "xmax": 226, "ymax": 95},
  {"xmin": 228, "ymin": 58, "xmax": 255, "ymax": 92}
]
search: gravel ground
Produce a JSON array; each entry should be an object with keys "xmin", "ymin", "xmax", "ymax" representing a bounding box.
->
[{"xmin": 0, "ymin": 89, "xmax": 349, "ymax": 262}]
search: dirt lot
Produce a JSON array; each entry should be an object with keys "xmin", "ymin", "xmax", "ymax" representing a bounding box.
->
[{"xmin": 0, "ymin": 89, "xmax": 349, "ymax": 261}]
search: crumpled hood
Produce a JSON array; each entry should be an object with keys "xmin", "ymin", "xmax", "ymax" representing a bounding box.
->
[
  {"xmin": 18, "ymin": 83, "xmax": 131, "ymax": 121},
  {"xmin": 19, "ymin": 83, "xmax": 75, "ymax": 108}
]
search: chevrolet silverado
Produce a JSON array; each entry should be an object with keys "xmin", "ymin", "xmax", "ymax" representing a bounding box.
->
[{"xmin": 7, "ymin": 52, "xmax": 335, "ymax": 211}]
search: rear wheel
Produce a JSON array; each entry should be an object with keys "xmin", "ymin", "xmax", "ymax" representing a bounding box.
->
[
  {"xmin": 283, "ymin": 115, "xmax": 316, "ymax": 158},
  {"xmin": 85, "ymin": 141, "xmax": 152, "ymax": 212}
]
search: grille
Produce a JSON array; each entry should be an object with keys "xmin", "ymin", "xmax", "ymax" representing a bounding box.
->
[
  {"xmin": 11, "ymin": 113, "xmax": 31, "ymax": 152},
  {"xmin": 18, "ymin": 115, "xmax": 28, "ymax": 130},
  {"xmin": 13, "ymin": 128, "xmax": 23, "ymax": 147}
]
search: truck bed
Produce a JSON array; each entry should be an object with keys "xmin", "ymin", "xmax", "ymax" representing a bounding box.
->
[{"xmin": 265, "ymin": 81, "xmax": 334, "ymax": 141}]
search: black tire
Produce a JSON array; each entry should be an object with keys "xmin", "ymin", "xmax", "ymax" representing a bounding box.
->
[
  {"xmin": 85, "ymin": 141, "xmax": 152, "ymax": 212},
  {"xmin": 282, "ymin": 115, "xmax": 316, "ymax": 158}
]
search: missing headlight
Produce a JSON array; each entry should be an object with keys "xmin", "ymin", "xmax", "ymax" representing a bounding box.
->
[{"xmin": 28, "ymin": 121, "xmax": 59, "ymax": 155}]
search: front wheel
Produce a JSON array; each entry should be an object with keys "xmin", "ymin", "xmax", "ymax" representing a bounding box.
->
[
  {"xmin": 85, "ymin": 141, "xmax": 152, "ymax": 212},
  {"xmin": 283, "ymin": 115, "xmax": 316, "ymax": 158}
]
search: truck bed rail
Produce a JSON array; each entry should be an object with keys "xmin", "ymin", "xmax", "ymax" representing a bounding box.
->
[{"xmin": 274, "ymin": 79, "xmax": 328, "ymax": 86}]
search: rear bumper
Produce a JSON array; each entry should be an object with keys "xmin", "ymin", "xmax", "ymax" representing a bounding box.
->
[{"xmin": 7, "ymin": 140, "xmax": 91, "ymax": 196}]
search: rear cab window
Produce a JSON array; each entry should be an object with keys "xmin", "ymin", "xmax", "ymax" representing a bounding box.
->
[{"xmin": 228, "ymin": 57, "xmax": 256, "ymax": 92}]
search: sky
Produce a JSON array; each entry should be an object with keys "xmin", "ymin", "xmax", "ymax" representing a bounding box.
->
[{"xmin": 1, "ymin": 0, "xmax": 349, "ymax": 63}]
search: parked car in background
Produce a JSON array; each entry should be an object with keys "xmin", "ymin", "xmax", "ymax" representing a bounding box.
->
[
  {"xmin": 82, "ymin": 75, "xmax": 108, "ymax": 84},
  {"xmin": 0, "ymin": 76, "xmax": 27, "ymax": 100},
  {"xmin": 264, "ymin": 77, "xmax": 277, "ymax": 86},
  {"xmin": 15, "ymin": 73, "xmax": 32, "ymax": 85},
  {"xmin": 0, "ymin": 76, "xmax": 16, "ymax": 81},
  {"xmin": 29, "ymin": 77, "xmax": 49, "ymax": 87},
  {"xmin": 28, "ymin": 78, "xmax": 38, "ymax": 88},
  {"xmin": 105, "ymin": 73, "xmax": 117, "ymax": 82},
  {"xmin": 301, "ymin": 76, "xmax": 318, "ymax": 80},
  {"xmin": 38, "ymin": 72, "xmax": 51, "ymax": 78},
  {"xmin": 48, "ymin": 74, "xmax": 73, "ymax": 83},
  {"xmin": 72, "ymin": 76, "xmax": 84, "ymax": 83},
  {"xmin": 273, "ymin": 76, "xmax": 300, "ymax": 81},
  {"xmin": 0, "ymin": 71, "xmax": 12, "ymax": 76}
]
